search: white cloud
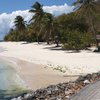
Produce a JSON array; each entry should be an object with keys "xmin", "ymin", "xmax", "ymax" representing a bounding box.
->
[
  {"xmin": 43, "ymin": 3, "xmax": 74, "ymax": 16},
  {"xmin": 0, "ymin": 10, "xmax": 32, "ymax": 39},
  {"xmin": 0, "ymin": 4, "xmax": 74, "ymax": 40}
]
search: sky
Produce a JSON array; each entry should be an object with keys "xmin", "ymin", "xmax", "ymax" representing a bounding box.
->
[
  {"xmin": 0, "ymin": 0, "xmax": 75, "ymax": 13},
  {"xmin": 0, "ymin": 0, "xmax": 75, "ymax": 40}
]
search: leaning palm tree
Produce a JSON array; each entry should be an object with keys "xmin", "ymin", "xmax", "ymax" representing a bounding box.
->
[
  {"xmin": 29, "ymin": 2, "xmax": 44, "ymax": 43},
  {"xmin": 14, "ymin": 16, "xmax": 26, "ymax": 32},
  {"xmin": 41, "ymin": 13, "xmax": 54, "ymax": 44},
  {"xmin": 73, "ymin": 0, "xmax": 100, "ymax": 51},
  {"xmin": 40, "ymin": 12, "xmax": 60, "ymax": 46}
]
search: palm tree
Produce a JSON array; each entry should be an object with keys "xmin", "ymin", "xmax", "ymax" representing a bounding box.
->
[
  {"xmin": 14, "ymin": 16, "xmax": 26, "ymax": 32},
  {"xmin": 41, "ymin": 13, "xmax": 54, "ymax": 44},
  {"xmin": 29, "ymin": 2, "xmax": 60, "ymax": 45},
  {"xmin": 73, "ymin": 0, "xmax": 100, "ymax": 51},
  {"xmin": 40, "ymin": 12, "xmax": 60, "ymax": 46},
  {"xmin": 14, "ymin": 16, "xmax": 26, "ymax": 41},
  {"xmin": 29, "ymin": 2, "xmax": 44, "ymax": 43}
]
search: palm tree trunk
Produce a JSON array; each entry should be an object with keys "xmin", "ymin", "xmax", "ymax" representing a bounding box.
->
[
  {"xmin": 47, "ymin": 29, "xmax": 51, "ymax": 45},
  {"xmin": 47, "ymin": 40, "xmax": 50, "ymax": 44},
  {"xmin": 55, "ymin": 36, "xmax": 59, "ymax": 47},
  {"xmin": 36, "ymin": 36, "xmax": 39, "ymax": 44},
  {"xmin": 56, "ymin": 42, "xmax": 59, "ymax": 47}
]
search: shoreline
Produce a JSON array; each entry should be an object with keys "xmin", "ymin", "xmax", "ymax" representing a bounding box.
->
[
  {"xmin": 1, "ymin": 56, "xmax": 78, "ymax": 90},
  {"xmin": 0, "ymin": 56, "xmax": 29, "ymax": 90},
  {"xmin": 11, "ymin": 71, "xmax": 100, "ymax": 100}
]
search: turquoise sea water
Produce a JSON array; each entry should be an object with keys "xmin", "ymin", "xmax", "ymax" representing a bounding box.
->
[{"xmin": 0, "ymin": 59, "xmax": 28, "ymax": 100}]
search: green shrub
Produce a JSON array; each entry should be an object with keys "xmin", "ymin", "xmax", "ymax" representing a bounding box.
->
[{"xmin": 62, "ymin": 30, "xmax": 94, "ymax": 50}]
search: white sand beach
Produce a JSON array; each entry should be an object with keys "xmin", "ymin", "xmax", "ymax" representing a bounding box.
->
[
  {"xmin": 0, "ymin": 42, "xmax": 100, "ymax": 75},
  {"xmin": 0, "ymin": 42, "xmax": 79, "ymax": 90},
  {"xmin": 0, "ymin": 42, "xmax": 100, "ymax": 89},
  {"xmin": 0, "ymin": 42, "xmax": 100, "ymax": 74}
]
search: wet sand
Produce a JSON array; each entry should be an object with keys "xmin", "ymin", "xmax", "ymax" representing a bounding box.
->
[
  {"xmin": 0, "ymin": 56, "xmax": 78, "ymax": 90},
  {"xmin": 1, "ymin": 56, "xmax": 77, "ymax": 90},
  {"xmin": 15, "ymin": 59, "xmax": 78, "ymax": 90}
]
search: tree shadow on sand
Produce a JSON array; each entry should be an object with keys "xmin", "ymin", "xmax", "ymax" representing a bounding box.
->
[
  {"xmin": 21, "ymin": 42, "xmax": 100, "ymax": 53},
  {"xmin": 43, "ymin": 46, "xmax": 98, "ymax": 53},
  {"xmin": 43, "ymin": 46, "xmax": 81, "ymax": 53}
]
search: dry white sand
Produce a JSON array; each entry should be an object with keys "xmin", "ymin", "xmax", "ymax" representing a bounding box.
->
[{"xmin": 0, "ymin": 42, "xmax": 100, "ymax": 75}]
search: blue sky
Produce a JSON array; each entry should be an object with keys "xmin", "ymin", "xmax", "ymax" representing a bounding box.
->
[{"xmin": 0, "ymin": 0, "xmax": 75, "ymax": 13}]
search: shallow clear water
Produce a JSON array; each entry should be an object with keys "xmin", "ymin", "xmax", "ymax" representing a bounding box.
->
[{"xmin": 0, "ymin": 59, "xmax": 27, "ymax": 100}]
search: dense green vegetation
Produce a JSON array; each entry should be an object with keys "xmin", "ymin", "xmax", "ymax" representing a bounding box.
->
[{"xmin": 4, "ymin": 0, "xmax": 100, "ymax": 51}]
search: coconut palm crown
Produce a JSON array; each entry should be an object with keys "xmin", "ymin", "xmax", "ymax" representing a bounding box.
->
[{"xmin": 14, "ymin": 16, "xmax": 26, "ymax": 31}]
